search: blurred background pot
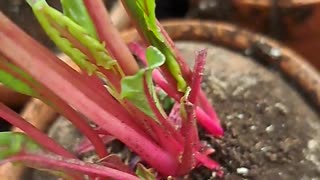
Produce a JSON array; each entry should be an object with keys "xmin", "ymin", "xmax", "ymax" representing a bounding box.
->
[{"xmin": 189, "ymin": 0, "xmax": 320, "ymax": 70}]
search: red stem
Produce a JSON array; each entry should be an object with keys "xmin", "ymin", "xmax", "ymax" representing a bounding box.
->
[
  {"xmin": 75, "ymin": 135, "xmax": 115, "ymax": 155},
  {"xmin": 83, "ymin": 0, "xmax": 139, "ymax": 75},
  {"xmin": 143, "ymin": 76, "xmax": 182, "ymax": 156},
  {"xmin": 195, "ymin": 107, "xmax": 223, "ymax": 137},
  {"xmin": 1, "ymin": 153, "xmax": 139, "ymax": 180},
  {"xmin": 130, "ymin": 42, "xmax": 223, "ymax": 137},
  {"xmin": 0, "ymin": 103, "xmax": 74, "ymax": 158},
  {"xmin": 153, "ymin": 70, "xmax": 182, "ymax": 100},
  {"xmin": 155, "ymin": 24, "xmax": 224, "ymax": 136},
  {"xmin": 195, "ymin": 152, "xmax": 223, "ymax": 177},
  {"xmin": 159, "ymin": 65, "xmax": 179, "ymax": 92},
  {"xmin": 178, "ymin": 103, "xmax": 198, "ymax": 175},
  {"xmin": 52, "ymin": 99, "xmax": 109, "ymax": 158},
  {"xmin": 149, "ymin": 68, "xmax": 223, "ymax": 136},
  {"xmin": 189, "ymin": 49, "xmax": 207, "ymax": 104},
  {"xmin": 149, "ymin": 67, "xmax": 224, "ymax": 137},
  {"xmin": 157, "ymin": 21, "xmax": 192, "ymax": 82}
]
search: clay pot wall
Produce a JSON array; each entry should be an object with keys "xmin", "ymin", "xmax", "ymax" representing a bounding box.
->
[{"xmin": 189, "ymin": 0, "xmax": 320, "ymax": 70}]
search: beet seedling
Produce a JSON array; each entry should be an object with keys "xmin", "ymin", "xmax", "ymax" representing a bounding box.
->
[{"xmin": 0, "ymin": 0, "xmax": 224, "ymax": 179}]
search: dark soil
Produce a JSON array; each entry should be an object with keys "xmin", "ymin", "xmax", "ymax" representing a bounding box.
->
[
  {"xmin": 179, "ymin": 42, "xmax": 320, "ymax": 179},
  {"xmin": 29, "ymin": 42, "xmax": 320, "ymax": 180}
]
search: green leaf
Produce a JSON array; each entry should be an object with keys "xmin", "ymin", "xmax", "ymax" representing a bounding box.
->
[
  {"xmin": 0, "ymin": 132, "xmax": 40, "ymax": 159},
  {"xmin": 158, "ymin": 90, "xmax": 174, "ymax": 113},
  {"xmin": 121, "ymin": 46, "xmax": 165, "ymax": 120},
  {"xmin": 122, "ymin": 0, "xmax": 187, "ymax": 91},
  {"xmin": 0, "ymin": 132, "xmax": 68, "ymax": 178},
  {"xmin": 135, "ymin": 164, "xmax": 156, "ymax": 180},
  {"xmin": 0, "ymin": 61, "xmax": 39, "ymax": 97},
  {"xmin": 28, "ymin": 0, "xmax": 117, "ymax": 76},
  {"xmin": 60, "ymin": 0, "xmax": 97, "ymax": 38}
]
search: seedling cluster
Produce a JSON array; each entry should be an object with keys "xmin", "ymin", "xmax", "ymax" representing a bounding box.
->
[{"xmin": 0, "ymin": 0, "xmax": 223, "ymax": 179}]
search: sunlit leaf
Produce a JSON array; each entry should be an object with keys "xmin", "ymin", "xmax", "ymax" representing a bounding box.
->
[
  {"xmin": 0, "ymin": 132, "xmax": 40, "ymax": 159},
  {"xmin": 27, "ymin": 0, "xmax": 118, "ymax": 75},
  {"xmin": 122, "ymin": 0, "xmax": 187, "ymax": 91},
  {"xmin": 61, "ymin": 0, "xmax": 97, "ymax": 38},
  {"xmin": 136, "ymin": 164, "xmax": 156, "ymax": 180},
  {"xmin": 121, "ymin": 46, "xmax": 165, "ymax": 120},
  {"xmin": 0, "ymin": 60, "xmax": 39, "ymax": 97}
]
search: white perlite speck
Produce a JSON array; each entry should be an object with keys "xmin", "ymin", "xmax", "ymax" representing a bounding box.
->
[
  {"xmin": 237, "ymin": 167, "xmax": 249, "ymax": 175},
  {"xmin": 237, "ymin": 113, "xmax": 244, "ymax": 119},
  {"xmin": 266, "ymin": 125, "xmax": 274, "ymax": 132}
]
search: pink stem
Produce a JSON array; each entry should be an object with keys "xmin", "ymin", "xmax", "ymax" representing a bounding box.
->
[
  {"xmin": 95, "ymin": 127, "xmax": 112, "ymax": 136},
  {"xmin": 152, "ymin": 69, "xmax": 224, "ymax": 137},
  {"xmin": 1, "ymin": 153, "xmax": 139, "ymax": 180},
  {"xmin": 153, "ymin": 70, "xmax": 182, "ymax": 100},
  {"xmin": 195, "ymin": 152, "xmax": 223, "ymax": 177},
  {"xmin": 53, "ymin": 100, "xmax": 109, "ymax": 158},
  {"xmin": 157, "ymin": 21, "xmax": 192, "ymax": 81},
  {"xmin": 143, "ymin": 76, "xmax": 182, "ymax": 156},
  {"xmin": 168, "ymin": 103, "xmax": 182, "ymax": 129},
  {"xmin": 83, "ymin": 0, "xmax": 139, "ymax": 75},
  {"xmin": 189, "ymin": 49, "xmax": 207, "ymax": 104},
  {"xmin": 153, "ymin": 70, "xmax": 223, "ymax": 137},
  {"xmin": 0, "ymin": 103, "xmax": 74, "ymax": 158},
  {"xmin": 75, "ymin": 135, "xmax": 115, "ymax": 155},
  {"xmin": 196, "ymin": 107, "xmax": 223, "ymax": 137},
  {"xmin": 199, "ymin": 90, "xmax": 222, "ymax": 125},
  {"xmin": 154, "ymin": 25, "xmax": 224, "ymax": 136},
  {"xmin": 151, "ymin": 70, "xmax": 223, "ymax": 136},
  {"xmin": 178, "ymin": 103, "xmax": 198, "ymax": 175}
]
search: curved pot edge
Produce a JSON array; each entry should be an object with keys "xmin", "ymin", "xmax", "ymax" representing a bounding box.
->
[{"xmin": 233, "ymin": 0, "xmax": 320, "ymax": 8}]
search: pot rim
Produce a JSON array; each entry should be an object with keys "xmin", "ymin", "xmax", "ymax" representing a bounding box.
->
[
  {"xmin": 233, "ymin": 0, "xmax": 320, "ymax": 8},
  {"xmin": 122, "ymin": 20, "xmax": 320, "ymax": 110}
]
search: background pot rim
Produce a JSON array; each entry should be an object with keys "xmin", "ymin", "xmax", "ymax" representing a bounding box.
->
[{"xmin": 233, "ymin": 0, "xmax": 320, "ymax": 8}]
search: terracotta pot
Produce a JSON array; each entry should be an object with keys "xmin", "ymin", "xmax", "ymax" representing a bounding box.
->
[
  {"xmin": 1, "ymin": 20, "xmax": 319, "ymax": 179},
  {"xmin": 189, "ymin": 0, "xmax": 320, "ymax": 70},
  {"xmin": 233, "ymin": 0, "xmax": 320, "ymax": 7}
]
